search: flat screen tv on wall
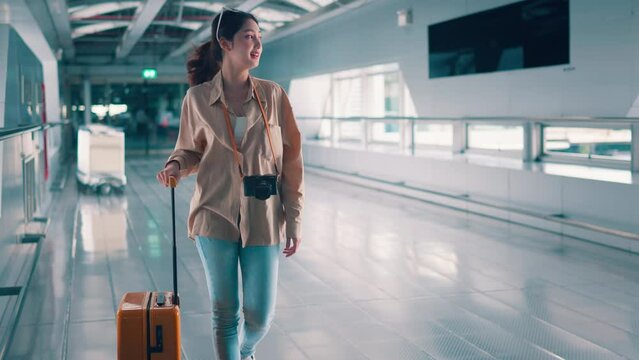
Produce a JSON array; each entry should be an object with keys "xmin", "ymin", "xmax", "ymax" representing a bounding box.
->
[{"xmin": 428, "ymin": 0, "xmax": 569, "ymax": 79}]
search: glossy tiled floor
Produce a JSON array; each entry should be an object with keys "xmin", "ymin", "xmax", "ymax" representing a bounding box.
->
[{"xmin": 6, "ymin": 157, "xmax": 639, "ymax": 359}]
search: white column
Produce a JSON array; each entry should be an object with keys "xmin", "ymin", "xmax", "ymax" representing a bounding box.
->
[
  {"xmin": 399, "ymin": 119, "xmax": 406, "ymax": 153},
  {"xmin": 409, "ymin": 119, "xmax": 416, "ymax": 156},
  {"xmin": 632, "ymin": 123, "xmax": 639, "ymax": 172},
  {"xmin": 362, "ymin": 119, "xmax": 368, "ymax": 150},
  {"xmin": 43, "ymin": 60, "xmax": 61, "ymax": 122},
  {"xmin": 523, "ymin": 122, "xmax": 543, "ymax": 162},
  {"xmin": 83, "ymin": 78, "xmax": 91, "ymax": 125},
  {"xmin": 331, "ymin": 119, "xmax": 338, "ymax": 147},
  {"xmin": 452, "ymin": 121, "xmax": 467, "ymax": 154}
]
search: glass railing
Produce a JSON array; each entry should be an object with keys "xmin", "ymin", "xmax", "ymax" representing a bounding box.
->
[
  {"xmin": 297, "ymin": 116, "xmax": 639, "ymax": 172},
  {"xmin": 468, "ymin": 124, "xmax": 524, "ymax": 152},
  {"xmin": 543, "ymin": 126, "xmax": 631, "ymax": 162}
]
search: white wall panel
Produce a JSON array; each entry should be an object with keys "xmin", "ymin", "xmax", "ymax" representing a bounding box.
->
[
  {"xmin": 258, "ymin": 0, "xmax": 639, "ymax": 117},
  {"xmin": 1, "ymin": 0, "xmax": 60, "ymax": 122},
  {"xmin": 0, "ymin": 139, "xmax": 3, "ymax": 218},
  {"xmin": 462, "ymin": 75, "xmax": 511, "ymax": 117},
  {"xmin": 508, "ymin": 170, "xmax": 563, "ymax": 215},
  {"xmin": 463, "ymin": 0, "xmax": 521, "ymax": 14},
  {"xmin": 425, "ymin": 160, "xmax": 467, "ymax": 195},
  {"xmin": 508, "ymin": 69, "xmax": 565, "ymax": 116},
  {"xmin": 465, "ymin": 164, "xmax": 509, "ymax": 201},
  {"xmin": 561, "ymin": 178, "xmax": 639, "ymax": 231},
  {"xmin": 633, "ymin": 0, "xmax": 639, "ymax": 105}
]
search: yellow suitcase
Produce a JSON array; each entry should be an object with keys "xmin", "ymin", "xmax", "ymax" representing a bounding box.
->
[{"xmin": 117, "ymin": 179, "xmax": 181, "ymax": 359}]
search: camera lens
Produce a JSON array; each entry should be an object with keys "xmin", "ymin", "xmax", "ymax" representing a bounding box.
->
[{"xmin": 255, "ymin": 181, "xmax": 271, "ymax": 200}]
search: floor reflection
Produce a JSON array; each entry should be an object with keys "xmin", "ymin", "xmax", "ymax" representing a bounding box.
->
[{"xmin": 78, "ymin": 194, "xmax": 129, "ymax": 257}]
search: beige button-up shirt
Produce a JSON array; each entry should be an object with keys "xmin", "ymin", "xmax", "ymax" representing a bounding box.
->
[{"xmin": 166, "ymin": 72, "xmax": 304, "ymax": 247}]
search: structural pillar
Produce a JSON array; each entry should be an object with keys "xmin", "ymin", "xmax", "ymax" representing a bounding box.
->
[
  {"xmin": 632, "ymin": 123, "xmax": 639, "ymax": 172},
  {"xmin": 523, "ymin": 122, "xmax": 543, "ymax": 162},
  {"xmin": 452, "ymin": 122, "xmax": 467, "ymax": 154},
  {"xmin": 83, "ymin": 77, "xmax": 91, "ymax": 125}
]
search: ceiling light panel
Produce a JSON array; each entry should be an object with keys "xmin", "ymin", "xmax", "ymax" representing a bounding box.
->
[
  {"xmin": 70, "ymin": 2, "xmax": 141, "ymax": 20},
  {"xmin": 72, "ymin": 22, "xmax": 129, "ymax": 38},
  {"xmin": 310, "ymin": 0, "xmax": 338, "ymax": 6},
  {"xmin": 181, "ymin": 1, "xmax": 224, "ymax": 13},
  {"xmin": 284, "ymin": 0, "xmax": 318, "ymax": 12},
  {"xmin": 252, "ymin": 7, "xmax": 300, "ymax": 22}
]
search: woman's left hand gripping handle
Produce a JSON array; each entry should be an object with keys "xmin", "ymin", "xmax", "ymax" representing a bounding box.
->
[{"xmin": 157, "ymin": 161, "xmax": 181, "ymax": 187}]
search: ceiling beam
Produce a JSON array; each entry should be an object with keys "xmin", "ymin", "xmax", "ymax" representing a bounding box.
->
[
  {"xmin": 261, "ymin": 1, "xmax": 308, "ymax": 15},
  {"xmin": 73, "ymin": 19, "xmax": 202, "ymax": 31},
  {"xmin": 69, "ymin": 2, "xmax": 141, "ymax": 20},
  {"xmin": 75, "ymin": 36, "xmax": 184, "ymax": 43},
  {"xmin": 281, "ymin": 0, "xmax": 318, "ymax": 12},
  {"xmin": 74, "ymin": 18, "xmax": 284, "ymax": 27},
  {"xmin": 68, "ymin": 0, "xmax": 129, "ymax": 10},
  {"xmin": 115, "ymin": 0, "xmax": 168, "ymax": 59},
  {"xmin": 165, "ymin": 0, "xmax": 268, "ymax": 59},
  {"xmin": 46, "ymin": 0, "xmax": 76, "ymax": 59},
  {"xmin": 263, "ymin": 0, "xmax": 374, "ymax": 44},
  {"xmin": 181, "ymin": 1, "xmax": 223, "ymax": 13},
  {"xmin": 73, "ymin": 23, "xmax": 128, "ymax": 39}
]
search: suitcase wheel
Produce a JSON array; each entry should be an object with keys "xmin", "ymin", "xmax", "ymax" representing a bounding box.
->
[
  {"xmin": 77, "ymin": 179, "xmax": 88, "ymax": 193},
  {"xmin": 98, "ymin": 184, "xmax": 113, "ymax": 195}
]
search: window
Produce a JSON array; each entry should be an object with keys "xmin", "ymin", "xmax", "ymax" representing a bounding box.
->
[
  {"xmin": 544, "ymin": 126, "xmax": 631, "ymax": 161},
  {"xmin": 289, "ymin": 62, "xmax": 419, "ymax": 149},
  {"xmin": 333, "ymin": 77, "xmax": 361, "ymax": 117},
  {"xmin": 468, "ymin": 125, "xmax": 524, "ymax": 151},
  {"xmin": 415, "ymin": 123, "xmax": 453, "ymax": 147},
  {"xmin": 384, "ymin": 72, "xmax": 400, "ymax": 116}
]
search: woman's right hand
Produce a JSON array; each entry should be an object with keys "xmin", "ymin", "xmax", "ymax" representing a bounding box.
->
[{"xmin": 157, "ymin": 161, "xmax": 181, "ymax": 187}]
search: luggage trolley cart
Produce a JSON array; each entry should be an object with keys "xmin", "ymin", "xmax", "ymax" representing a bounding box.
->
[{"xmin": 77, "ymin": 124, "xmax": 127, "ymax": 194}]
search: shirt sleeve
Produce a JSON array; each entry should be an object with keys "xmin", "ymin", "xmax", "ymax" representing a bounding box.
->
[
  {"xmin": 165, "ymin": 90, "xmax": 207, "ymax": 177},
  {"xmin": 278, "ymin": 85, "xmax": 305, "ymax": 239}
]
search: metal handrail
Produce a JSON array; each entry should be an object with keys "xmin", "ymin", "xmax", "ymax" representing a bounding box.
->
[
  {"xmin": 0, "ymin": 121, "xmax": 72, "ymax": 142},
  {"xmin": 297, "ymin": 116, "xmax": 639, "ymax": 124},
  {"xmin": 299, "ymin": 115, "xmax": 639, "ymax": 172}
]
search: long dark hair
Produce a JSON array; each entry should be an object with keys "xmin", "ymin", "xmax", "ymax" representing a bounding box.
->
[{"xmin": 187, "ymin": 9, "xmax": 259, "ymax": 87}]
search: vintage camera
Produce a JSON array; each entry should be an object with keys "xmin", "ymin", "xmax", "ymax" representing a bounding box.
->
[{"xmin": 243, "ymin": 175, "xmax": 278, "ymax": 200}]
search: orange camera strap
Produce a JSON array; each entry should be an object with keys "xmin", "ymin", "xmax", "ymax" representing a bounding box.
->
[{"xmin": 220, "ymin": 83, "xmax": 280, "ymax": 179}]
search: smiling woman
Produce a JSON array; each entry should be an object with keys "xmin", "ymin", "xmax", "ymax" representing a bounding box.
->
[{"xmin": 153, "ymin": 7, "xmax": 304, "ymax": 360}]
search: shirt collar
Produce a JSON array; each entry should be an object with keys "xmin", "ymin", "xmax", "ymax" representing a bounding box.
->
[{"xmin": 208, "ymin": 71, "xmax": 258, "ymax": 106}]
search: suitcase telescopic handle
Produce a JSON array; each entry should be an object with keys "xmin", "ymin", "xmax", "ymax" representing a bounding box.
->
[{"xmin": 169, "ymin": 177, "xmax": 179, "ymax": 306}]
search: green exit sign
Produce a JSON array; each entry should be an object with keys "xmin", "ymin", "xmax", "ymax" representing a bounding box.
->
[{"xmin": 142, "ymin": 68, "xmax": 157, "ymax": 79}]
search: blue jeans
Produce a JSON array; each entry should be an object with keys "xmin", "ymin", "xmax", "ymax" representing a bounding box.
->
[{"xmin": 195, "ymin": 236, "xmax": 282, "ymax": 360}]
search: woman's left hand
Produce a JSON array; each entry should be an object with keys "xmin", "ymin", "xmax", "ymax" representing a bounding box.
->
[{"xmin": 283, "ymin": 237, "xmax": 301, "ymax": 257}]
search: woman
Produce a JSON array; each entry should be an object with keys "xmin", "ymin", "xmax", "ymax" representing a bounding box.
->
[{"xmin": 156, "ymin": 8, "xmax": 304, "ymax": 360}]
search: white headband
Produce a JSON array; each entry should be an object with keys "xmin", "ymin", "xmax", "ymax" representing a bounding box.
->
[{"xmin": 216, "ymin": 8, "xmax": 241, "ymax": 43}]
